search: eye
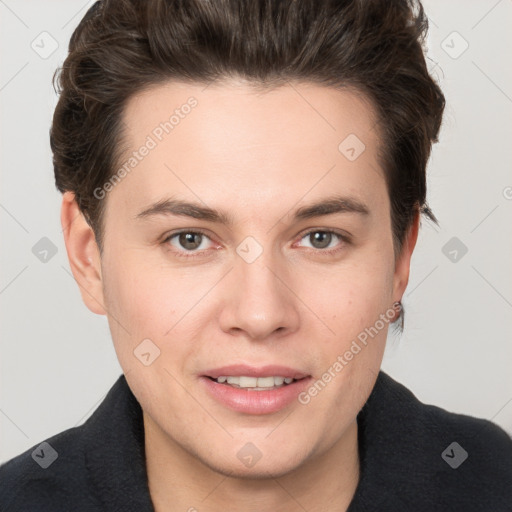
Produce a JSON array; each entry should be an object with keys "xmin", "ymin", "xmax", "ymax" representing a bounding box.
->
[
  {"xmin": 163, "ymin": 230, "xmax": 215, "ymax": 256},
  {"xmin": 296, "ymin": 229, "xmax": 347, "ymax": 252},
  {"xmin": 162, "ymin": 228, "xmax": 349, "ymax": 259}
]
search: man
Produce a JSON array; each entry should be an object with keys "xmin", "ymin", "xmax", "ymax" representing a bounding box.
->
[{"xmin": 1, "ymin": 0, "xmax": 511, "ymax": 510}]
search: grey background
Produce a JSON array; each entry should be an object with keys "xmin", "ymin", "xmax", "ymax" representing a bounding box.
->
[{"xmin": 1, "ymin": 0, "xmax": 511, "ymax": 463}]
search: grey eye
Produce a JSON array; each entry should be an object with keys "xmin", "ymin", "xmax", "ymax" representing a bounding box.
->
[
  {"xmin": 308, "ymin": 231, "xmax": 333, "ymax": 249},
  {"xmin": 167, "ymin": 232, "xmax": 212, "ymax": 252},
  {"xmin": 178, "ymin": 232, "xmax": 203, "ymax": 250}
]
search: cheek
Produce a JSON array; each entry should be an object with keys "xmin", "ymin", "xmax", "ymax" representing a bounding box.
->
[
  {"xmin": 101, "ymin": 253, "xmax": 181, "ymax": 356},
  {"xmin": 302, "ymin": 256, "xmax": 395, "ymax": 339},
  {"xmin": 102, "ymin": 253, "xmax": 212, "ymax": 369},
  {"xmin": 348, "ymin": 270, "xmax": 394, "ymax": 334},
  {"xmin": 104, "ymin": 263, "xmax": 168, "ymax": 328}
]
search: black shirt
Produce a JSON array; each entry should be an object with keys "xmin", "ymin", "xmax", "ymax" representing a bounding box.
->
[{"xmin": 1, "ymin": 371, "xmax": 511, "ymax": 511}]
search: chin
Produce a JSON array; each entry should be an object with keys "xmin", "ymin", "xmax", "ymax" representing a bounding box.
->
[
  {"xmin": 194, "ymin": 438, "xmax": 314, "ymax": 481},
  {"xmin": 204, "ymin": 456, "xmax": 306, "ymax": 480}
]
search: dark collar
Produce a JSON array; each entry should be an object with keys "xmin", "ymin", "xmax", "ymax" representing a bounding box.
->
[
  {"xmin": 81, "ymin": 371, "xmax": 512, "ymax": 511},
  {"xmin": 82, "ymin": 375, "xmax": 154, "ymax": 510},
  {"xmin": 349, "ymin": 371, "xmax": 512, "ymax": 510}
]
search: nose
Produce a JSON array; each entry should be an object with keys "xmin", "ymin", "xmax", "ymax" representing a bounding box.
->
[{"xmin": 218, "ymin": 253, "xmax": 301, "ymax": 341}]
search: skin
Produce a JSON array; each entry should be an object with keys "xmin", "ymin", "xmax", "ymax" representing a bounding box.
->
[{"xmin": 61, "ymin": 79, "xmax": 419, "ymax": 512}]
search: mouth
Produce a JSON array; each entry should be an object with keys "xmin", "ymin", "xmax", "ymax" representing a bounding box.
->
[
  {"xmin": 205, "ymin": 375, "xmax": 305, "ymax": 390},
  {"xmin": 200, "ymin": 364, "xmax": 312, "ymax": 414}
]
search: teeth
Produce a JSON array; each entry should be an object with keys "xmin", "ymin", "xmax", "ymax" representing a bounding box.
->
[
  {"xmin": 239, "ymin": 376, "xmax": 258, "ymax": 388},
  {"xmin": 214, "ymin": 376, "xmax": 296, "ymax": 388},
  {"xmin": 256, "ymin": 376, "xmax": 275, "ymax": 387}
]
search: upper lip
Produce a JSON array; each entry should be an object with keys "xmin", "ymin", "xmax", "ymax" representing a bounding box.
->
[{"xmin": 203, "ymin": 364, "xmax": 309, "ymax": 380}]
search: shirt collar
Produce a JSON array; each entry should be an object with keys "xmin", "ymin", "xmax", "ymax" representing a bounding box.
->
[
  {"xmin": 81, "ymin": 370, "xmax": 422, "ymax": 510},
  {"xmin": 83, "ymin": 375, "xmax": 154, "ymax": 510}
]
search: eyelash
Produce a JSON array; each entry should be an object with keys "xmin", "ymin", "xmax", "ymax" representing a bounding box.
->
[{"xmin": 162, "ymin": 228, "xmax": 351, "ymax": 259}]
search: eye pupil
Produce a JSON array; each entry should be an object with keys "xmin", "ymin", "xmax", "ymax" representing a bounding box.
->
[
  {"xmin": 179, "ymin": 232, "xmax": 202, "ymax": 250},
  {"xmin": 310, "ymin": 231, "xmax": 332, "ymax": 249}
]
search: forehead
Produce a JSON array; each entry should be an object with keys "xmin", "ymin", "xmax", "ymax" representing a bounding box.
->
[
  {"xmin": 110, "ymin": 79, "xmax": 386, "ymax": 220},
  {"xmin": 123, "ymin": 79, "xmax": 380, "ymax": 150}
]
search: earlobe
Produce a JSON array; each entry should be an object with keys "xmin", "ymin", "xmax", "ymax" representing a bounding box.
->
[
  {"xmin": 61, "ymin": 191, "xmax": 107, "ymax": 315},
  {"xmin": 392, "ymin": 210, "xmax": 420, "ymax": 304}
]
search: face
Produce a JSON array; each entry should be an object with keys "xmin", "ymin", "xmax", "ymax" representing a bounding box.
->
[{"xmin": 67, "ymin": 79, "xmax": 416, "ymax": 478}]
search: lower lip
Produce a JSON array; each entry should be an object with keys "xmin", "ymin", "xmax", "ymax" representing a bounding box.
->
[{"xmin": 200, "ymin": 376, "xmax": 313, "ymax": 415}]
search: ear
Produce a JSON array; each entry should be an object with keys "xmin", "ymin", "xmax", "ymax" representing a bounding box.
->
[
  {"xmin": 392, "ymin": 210, "xmax": 420, "ymax": 303},
  {"xmin": 61, "ymin": 192, "xmax": 106, "ymax": 315}
]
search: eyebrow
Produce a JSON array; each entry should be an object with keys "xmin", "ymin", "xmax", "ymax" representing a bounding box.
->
[{"xmin": 135, "ymin": 194, "xmax": 370, "ymax": 224}]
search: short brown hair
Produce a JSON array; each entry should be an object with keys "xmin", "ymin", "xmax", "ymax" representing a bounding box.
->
[{"xmin": 51, "ymin": 0, "xmax": 444, "ymax": 257}]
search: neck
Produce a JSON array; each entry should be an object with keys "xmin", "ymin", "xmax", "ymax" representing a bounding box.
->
[{"xmin": 144, "ymin": 413, "xmax": 360, "ymax": 512}]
